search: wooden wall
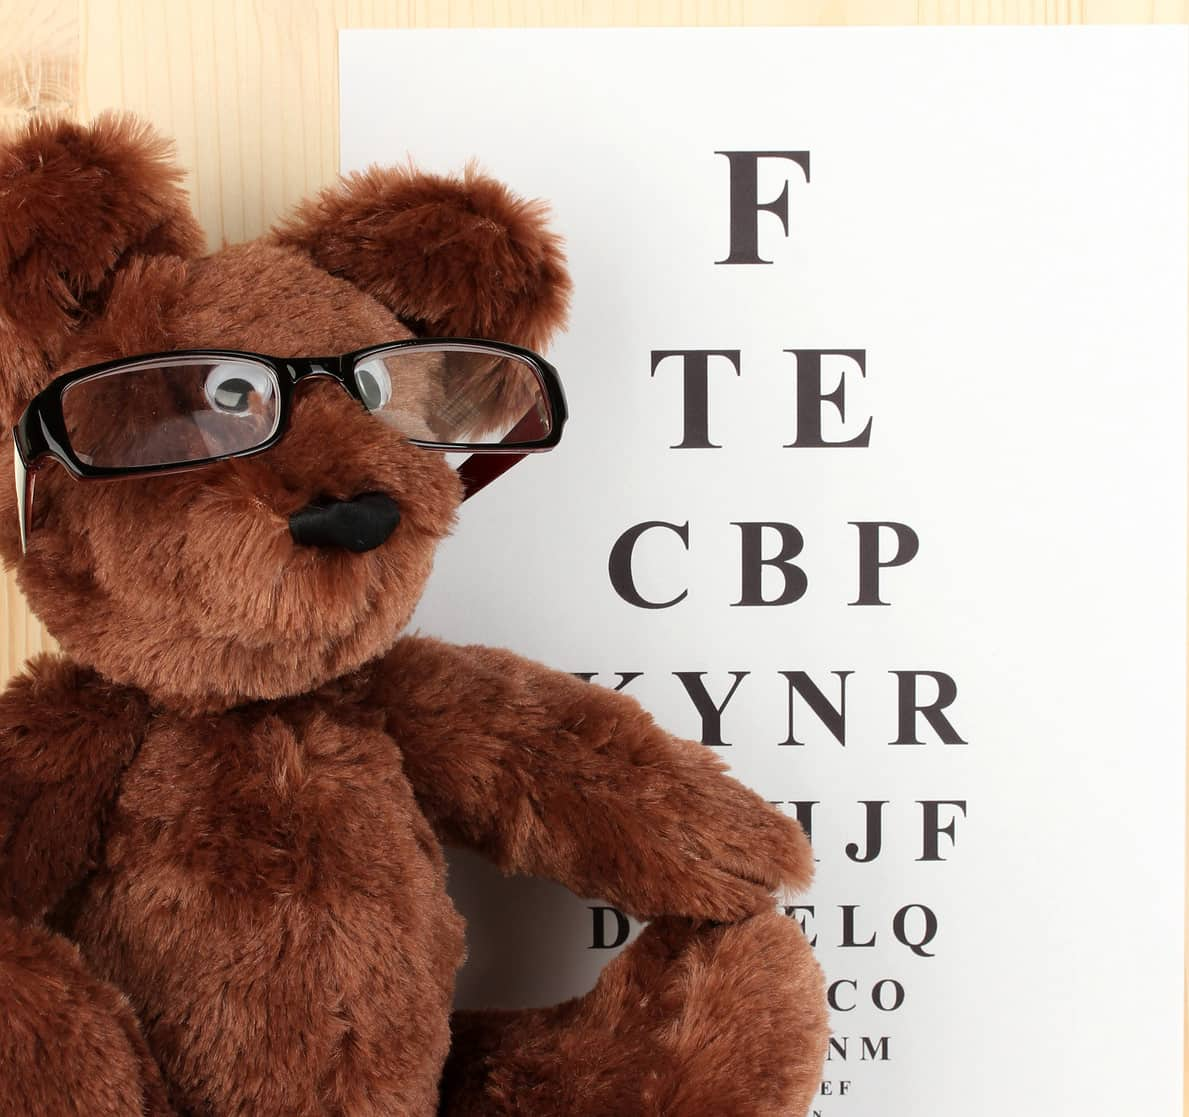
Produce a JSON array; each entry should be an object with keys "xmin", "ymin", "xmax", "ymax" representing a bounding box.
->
[{"xmin": 2, "ymin": 0, "xmax": 1186, "ymax": 1106}]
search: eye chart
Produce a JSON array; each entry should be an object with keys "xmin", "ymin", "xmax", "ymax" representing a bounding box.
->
[{"xmin": 342, "ymin": 28, "xmax": 1188, "ymax": 1116}]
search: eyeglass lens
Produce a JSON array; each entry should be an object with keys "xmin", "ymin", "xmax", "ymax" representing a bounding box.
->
[
  {"xmin": 61, "ymin": 356, "xmax": 282, "ymax": 469},
  {"xmin": 353, "ymin": 347, "xmax": 551, "ymax": 448}
]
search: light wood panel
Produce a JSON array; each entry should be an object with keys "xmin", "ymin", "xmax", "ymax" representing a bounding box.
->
[
  {"xmin": 2, "ymin": 1, "xmax": 1186, "ymax": 1109},
  {"xmin": 0, "ymin": 0, "xmax": 77, "ymax": 683}
]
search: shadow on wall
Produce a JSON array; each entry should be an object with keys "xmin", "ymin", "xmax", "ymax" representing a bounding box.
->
[{"xmin": 447, "ymin": 847, "xmax": 644, "ymax": 1010}]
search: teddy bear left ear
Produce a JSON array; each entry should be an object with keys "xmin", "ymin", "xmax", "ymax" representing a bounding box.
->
[
  {"xmin": 0, "ymin": 113, "xmax": 203, "ymax": 424},
  {"xmin": 273, "ymin": 164, "xmax": 571, "ymax": 352}
]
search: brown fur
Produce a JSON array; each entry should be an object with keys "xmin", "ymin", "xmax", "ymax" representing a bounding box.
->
[
  {"xmin": 273, "ymin": 163, "xmax": 571, "ymax": 352},
  {"xmin": 0, "ymin": 113, "xmax": 203, "ymax": 425},
  {"xmin": 0, "ymin": 915, "xmax": 174, "ymax": 1117},
  {"xmin": 375, "ymin": 638, "xmax": 814, "ymax": 921},
  {"xmin": 0, "ymin": 115, "xmax": 828, "ymax": 1116},
  {"xmin": 441, "ymin": 913, "xmax": 828, "ymax": 1116}
]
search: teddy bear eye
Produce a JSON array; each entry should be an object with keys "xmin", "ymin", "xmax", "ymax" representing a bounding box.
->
[
  {"xmin": 355, "ymin": 361, "xmax": 393, "ymax": 411},
  {"xmin": 204, "ymin": 363, "xmax": 275, "ymax": 415}
]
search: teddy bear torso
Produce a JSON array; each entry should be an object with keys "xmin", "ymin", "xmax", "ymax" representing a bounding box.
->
[{"xmin": 50, "ymin": 692, "xmax": 467, "ymax": 1115}]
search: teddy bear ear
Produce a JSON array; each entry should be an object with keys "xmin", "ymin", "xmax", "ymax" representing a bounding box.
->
[
  {"xmin": 273, "ymin": 164, "xmax": 571, "ymax": 352},
  {"xmin": 0, "ymin": 112, "xmax": 203, "ymax": 421}
]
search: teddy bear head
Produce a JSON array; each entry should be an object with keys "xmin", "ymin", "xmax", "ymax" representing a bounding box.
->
[{"xmin": 0, "ymin": 115, "xmax": 569, "ymax": 712}]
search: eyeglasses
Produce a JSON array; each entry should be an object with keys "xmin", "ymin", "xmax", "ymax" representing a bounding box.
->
[{"xmin": 11, "ymin": 338, "xmax": 567, "ymax": 553}]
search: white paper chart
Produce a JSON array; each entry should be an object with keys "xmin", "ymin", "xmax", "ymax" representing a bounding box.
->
[{"xmin": 341, "ymin": 27, "xmax": 1188, "ymax": 1116}]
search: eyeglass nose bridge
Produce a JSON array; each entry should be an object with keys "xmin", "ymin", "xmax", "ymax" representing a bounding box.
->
[
  {"xmin": 280, "ymin": 355, "xmax": 368, "ymax": 409},
  {"xmin": 284, "ymin": 355, "xmax": 346, "ymax": 384}
]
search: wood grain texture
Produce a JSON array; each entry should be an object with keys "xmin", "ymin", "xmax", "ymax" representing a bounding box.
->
[
  {"xmin": 2, "ymin": 1, "xmax": 1186, "ymax": 1105},
  {"xmin": 74, "ymin": 0, "xmax": 1189, "ymax": 249},
  {"xmin": 0, "ymin": 1, "xmax": 77, "ymax": 127},
  {"xmin": 0, "ymin": 0, "xmax": 77, "ymax": 685}
]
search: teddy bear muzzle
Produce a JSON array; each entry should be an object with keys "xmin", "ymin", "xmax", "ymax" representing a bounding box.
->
[{"xmin": 288, "ymin": 492, "xmax": 401, "ymax": 552}]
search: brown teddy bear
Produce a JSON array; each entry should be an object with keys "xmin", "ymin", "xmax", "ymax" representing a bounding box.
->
[{"xmin": 0, "ymin": 114, "xmax": 828, "ymax": 1117}]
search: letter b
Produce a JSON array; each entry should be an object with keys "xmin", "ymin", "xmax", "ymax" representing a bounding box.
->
[{"xmin": 733, "ymin": 522, "xmax": 807, "ymax": 606}]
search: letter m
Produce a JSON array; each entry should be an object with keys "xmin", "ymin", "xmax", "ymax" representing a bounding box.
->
[{"xmin": 861, "ymin": 1036, "xmax": 890, "ymax": 1062}]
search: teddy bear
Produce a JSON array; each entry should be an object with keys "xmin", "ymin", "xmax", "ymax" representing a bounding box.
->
[{"xmin": 0, "ymin": 113, "xmax": 828, "ymax": 1117}]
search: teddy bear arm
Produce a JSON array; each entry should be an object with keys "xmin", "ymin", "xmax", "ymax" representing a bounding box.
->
[
  {"xmin": 370, "ymin": 635, "xmax": 814, "ymax": 921},
  {"xmin": 0, "ymin": 653, "xmax": 150, "ymax": 921}
]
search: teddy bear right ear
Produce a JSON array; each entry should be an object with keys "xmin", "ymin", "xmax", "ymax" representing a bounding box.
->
[{"xmin": 0, "ymin": 113, "xmax": 203, "ymax": 423}]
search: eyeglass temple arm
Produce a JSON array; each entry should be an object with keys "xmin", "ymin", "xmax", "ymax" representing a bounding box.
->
[
  {"xmin": 457, "ymin": 451, "xmax": 527, "ymax": 500},
  {"xmin": 456, "ymin": 404, "xmax": 554, "ymax": 500},
  {"xmin": 13, "ymin": 434, "xmax": 35, "ymax": 555}
]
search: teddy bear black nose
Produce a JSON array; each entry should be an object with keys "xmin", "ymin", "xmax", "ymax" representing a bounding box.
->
[{"xmin": 289, "ymin": 493, "xmax": 401, "ymax": 553}]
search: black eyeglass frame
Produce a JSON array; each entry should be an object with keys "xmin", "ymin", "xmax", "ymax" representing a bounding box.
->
[{"xmin": 12, "ymin": 337, "xmax": 567, "ymax": 553}]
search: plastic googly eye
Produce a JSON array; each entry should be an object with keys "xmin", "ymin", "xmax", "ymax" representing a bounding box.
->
[
  {"xmin": 355, "ymin": 360, "xmax": 393, "ymax": 411},
  {"xmin": 204, "ymin": 362, "xmax": 274, "ymax": 415}
]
